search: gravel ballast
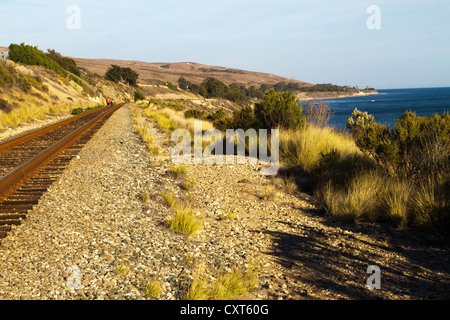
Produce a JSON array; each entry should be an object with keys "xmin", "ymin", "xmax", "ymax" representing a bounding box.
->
[{"xmin": 0, "ymin": 105, "xmax": 189, "ymax": 299}]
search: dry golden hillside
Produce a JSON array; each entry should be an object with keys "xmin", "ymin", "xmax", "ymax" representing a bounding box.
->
[
  {"xmin": 73, "ymin": 58, "xmax": 312, "ymax": 88},
  {"xmin": 0, "ymin": 59, "xmax": 134, "ymax": 131}
]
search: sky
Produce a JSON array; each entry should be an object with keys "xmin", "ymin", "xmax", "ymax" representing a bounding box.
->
[{"xmin": 1, "ymin": 0, "xmax": 449, "ymax": 89}]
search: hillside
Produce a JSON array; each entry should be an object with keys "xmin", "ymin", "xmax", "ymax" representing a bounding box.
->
[
  {"xmin": 0, "ymin": 57, "xmax": 135, "ymax": 133},
  {"xmin": 74, "ymin": 57, "xmax": 377, "ymax": 101},
  {"xmin": 73, "ymin": 58, "xmax": 312, "ymax": 88}
]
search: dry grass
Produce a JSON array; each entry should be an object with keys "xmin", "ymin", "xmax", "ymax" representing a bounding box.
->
[
  {"xmin": 160, "ymin": 108, "xmax": 214, "ymax": 134},
  {"xmin": 0, "ymin": 61, "xmax": 130, "ymax": 130},
  {"xmin": 279, "ymin": 125, "xmax": 360, "ymax": 171},
  {"xmin": 281, "ymin": 174, "xmax": 296, "ymax": 194},
  {"xmin": 142, "ymin": 108, "xmax": 179, "ymax": 132},
  {"xmin": 277, "ymin": 124, "xmax": 422, "ymax": 229},
  {"xmin": 186, "ymin": 265, "xmax": 257, "ymax": 300},
  {"xmin": 168, "ymin": 164, "xmax": 188, "ymax": 178},
  {"xmin": 409, "ymin": 178, "xmax": 449, "ymax": 232},
  {"xmin": 143, "ymin": 278, "xmax": 163, "ymax": 298},
  {"xmin": 181, "ymin": 179, "xmax": 195, "ymax": 191},
  {"xmin": 134, "ymin": 122, "xmax": 161, "ymax": 155},
  {"xmin": 117, "ymin": 262, "xmax": 131, "ymax": 276},
  {"xmin": 317, "ymin": 170, "xmax": 385, "ymax": 223},
  {"xmin": 140, "ymin": 190, "xmax": 151, "ymax": 203},
  {"xmin": 218, "ymin": 211, "xmax": 237, "ymax": 221},
  {"xmin": 135, "ymin": 125, "xmax": 152, "ymax": 142},
  {"xmin": 141, "ymin": 106, "xmax": 214, "ymax": 136},
  {"xmin": 160, "ymin": 190, "xmax": 177, "ymax": 208},
  {"xmin": 0, "ymin": 97, "xmax": 73, "ymax": 130},
  {"xmin": 165, "ymin": 205, "xmax": 202, "ymax": 237},
  {"xmin": 262, "ymin": 185, "xmax": 277, "ymax": 201},
  {"xmin": 379, "ymin": 179, "xmax": 411, "ymax": 228}
]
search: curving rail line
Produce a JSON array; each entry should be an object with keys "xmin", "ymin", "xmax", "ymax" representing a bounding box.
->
[{"xmin": 0, "ymin": 103, "xmax": 124, "ymax": 239}]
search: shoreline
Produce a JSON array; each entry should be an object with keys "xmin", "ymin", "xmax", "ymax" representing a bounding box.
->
[{"xmin": 295, "ymin": 90, "xmax": 379, "ymax": 101}]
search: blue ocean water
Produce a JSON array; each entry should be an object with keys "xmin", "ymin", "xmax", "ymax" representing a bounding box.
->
[{"xmin": 308, "ymin": 87, "xmax": 450, "ymax": 130}]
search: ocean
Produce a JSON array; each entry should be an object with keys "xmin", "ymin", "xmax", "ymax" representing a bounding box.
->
[{"xmin": 308, "ymin": 87, "xmax": 450, "ymax": 130}]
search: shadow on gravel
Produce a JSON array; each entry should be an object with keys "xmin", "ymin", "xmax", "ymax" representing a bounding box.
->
[
  {"xmin": 261, "ymin": 222, "xmax": 450, "ymax": 300},
  {"xmin": 273, "ymin": 168, "xmax": 450, "ymax": 300}
]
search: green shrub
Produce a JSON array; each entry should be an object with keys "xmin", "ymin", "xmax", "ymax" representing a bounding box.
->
[
  {"xmin": 166, "ymin": 81, "xmax": 178, "ymax": 91},
  {"xmin": 254, "ymin": 90, "xmax": 305, "ymax": 130},
  {"xmin": 71, "ymin": 107, "xmax": 84, "ymax": 115},
  {"xmin": 208, "ymin": 108, "xmax": 227, "ymax": 121},
  {"xmin": 229, "ymin": 106, "xmax": 260, "ymax": 131},
  {"xmin": 179, "ymin": 76, "xmax": 267, "ymax": 104},
  {"xmin": 185, "ymin": 109, "xmax": 206, "ymax": 119},
  {"xmin": 84, "ymin": 105, "xmax": 102, "ymax": 112},
  {"xmin": 225, "ymin": 83, "xmax": 249, "ymax": 103},
  {"xmin": 201, "ymin": 77, "xmax": 227, "ymax": 98},
  {"xmin": 0, "ymin": 65, "xmax": 13, "ymax": 87},
  {"xmin": 347, "ymin": 109, "xmax": 450, "ymax": 181},
  {"xmin": 178, "ymin": 76, "xmax": 189, "ymax": 90},
  {"xmin": 395, "ymin": 111, "xmax": 450, "ymax": 180},
  {"xmin": 46, "ymin": 49, "xmax": 81, "ymax": 76},
  {"xmin": 0, "ymin": 99, "xmax": 13, "ymax": 113},
  {"xmin": 9, "ymin": 43, "xmax": 67, "ymax": 76},
  {"xmin": 134, "ymin": 90, "xmax": 146, "ymax": 101}
]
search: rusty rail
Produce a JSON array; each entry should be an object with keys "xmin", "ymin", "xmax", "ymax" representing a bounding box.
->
[
  {"xmin": 0, "ymin": 104, "xmax": 123, "ymax": 200},
  {"xmin": 0, "ymin": 106, "xmax": 106, "ymax": 154}
]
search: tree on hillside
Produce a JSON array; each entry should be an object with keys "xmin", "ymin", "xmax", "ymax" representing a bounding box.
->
[
  {"xmin": 121, "ymin": 67, "xmax": 139, "ymax": 86},
  {"xmin": 105, "ymin": 65, "xmax": 139, "ymax": 86},
  {"xmin": 225, "ymin": 83, "xmax": 248, "ymax": 103},
  {"xmin": 202, "ymin": 77, "xmax": 228, "ymax": 98},
  {"xmin": 178, "ymin": 77, "xmax": 189, "ymax": 90},
  {"xmin": 105, "ymin": 65, "xmax": 122, "ymax": 82}
]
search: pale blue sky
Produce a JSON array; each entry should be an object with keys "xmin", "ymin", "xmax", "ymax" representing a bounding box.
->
[{"xmin": 1, "ymin": 0, "xmax": 449, "ymax": 89}]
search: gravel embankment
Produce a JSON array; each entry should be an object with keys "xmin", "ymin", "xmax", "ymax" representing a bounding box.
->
[
  {"xmin": 0, "ymin": 103, "xmax": 448, "ymax": 300},
  {"xmin": 0, "ymin": 105, "xmax": 190, "ymax": 299}
]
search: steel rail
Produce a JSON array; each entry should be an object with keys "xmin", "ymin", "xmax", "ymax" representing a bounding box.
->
[
  {"xmin": 0, "ymin": 104, "xmax": 123, "ymax": 200},
  {"xmin": 0, "ymin": 106, "xmax": 107, "ymax": 153}
]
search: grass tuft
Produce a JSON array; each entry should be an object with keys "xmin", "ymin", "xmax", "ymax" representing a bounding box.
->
[
  {"xmin": 186, "ymin": 265, "xmax": 257, "ymax": 300},
  {"xmin": 143, "ymin": 278, "xmax": 163, "ymax": 299},
  {"xmin": 165, "ymin": 205, "xmax": 202, "ymax": 237},
  {"xmin": 160, "ymin": 190, "xmax": 176, "ymax": 208},
  {"xmin": 181, "ymin": 179, "xmax": 195, "ymax": 191},
  {"xmin": 317, "ymin": 170, "xmax": 385, "ymax": 223},
  {"xmin": 169, "ymin": 164, "xmax": 188, "ymax": 178},
  {"xmin": 379, "ymin": 179, "xmax": 411, "ymax": 228}
]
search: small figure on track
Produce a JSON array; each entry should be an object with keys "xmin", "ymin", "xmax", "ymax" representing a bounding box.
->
[{"xmin": 106, "ymin": 97, "xmax": 111, "ymax": 107}]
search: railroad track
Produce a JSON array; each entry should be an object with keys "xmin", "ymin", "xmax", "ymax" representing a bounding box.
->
[{"xmin": 0, "ymin": 103, "xmax": 124, "ymax": 239}]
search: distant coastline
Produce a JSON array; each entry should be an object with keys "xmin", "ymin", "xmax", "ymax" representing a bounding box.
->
[{"xmin": 296, "ymin": 89, "xmax": 379, "ymax": 102}]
